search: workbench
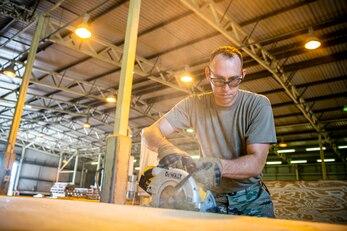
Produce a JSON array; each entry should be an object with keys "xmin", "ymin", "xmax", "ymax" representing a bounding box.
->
[{"xmin": 0, "ymin": 196, "xmax": 345, "ymax": 231}]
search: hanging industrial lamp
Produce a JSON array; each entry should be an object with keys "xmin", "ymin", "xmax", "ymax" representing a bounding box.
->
[
  {"xmin": 83, "ymin": 117, "xmax": 91, "ymax": 128},
  {"xmin": 106, "ymin": 94, "xmax": 116, "ymax": 103},
  {"xmin": 180, "ymin": 65, "xmax": 193, "ymax": 83},
  {"xmin": 186, "ymin": 128, "xmax": 194, "ymax": 133},
  {"xmin": 3, "ymin": 62, "xmax": 16, "ymax": 77},
  {"xmin": 304, "ymin": 27, "xmax": 321, "ymax": 50},
  {"xmin": 279, "ymin": 137, "xmax": 288, "ymax": 148},
  {"xmin": 62, "ymin": 155, "xmax": 68, "ymax": 164},
  {"xmin": 180, "ymin": 75, "xmax": 193, "ymax": 83},
  {"xmin": 75, "ymin": 14, "xmax": 92, "ymax": 39}
]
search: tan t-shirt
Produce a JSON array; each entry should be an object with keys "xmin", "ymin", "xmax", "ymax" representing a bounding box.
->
[{"xmin": 163, "ymin": 90, "xmax": 277, "ymax": 193}]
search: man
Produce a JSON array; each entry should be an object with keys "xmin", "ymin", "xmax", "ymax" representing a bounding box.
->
[{"xmin": 142, "ymin": 46, "xmax": 277, "ymax": 217}]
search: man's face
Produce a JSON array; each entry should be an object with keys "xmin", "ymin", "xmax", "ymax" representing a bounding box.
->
[{"xmin": 205, "ymin": 54, "xmax": 245, "ymax": 107}]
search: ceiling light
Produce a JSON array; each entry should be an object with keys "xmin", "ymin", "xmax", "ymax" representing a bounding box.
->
[
  {"xmin": 338, "ymin": 145, "xmax": 347, "ymax": 149},
  {"xmin": 83, "ymin": 117, "xmax": 91, "ymax": 128},
  {"xmin": 75, "ymin": 25, "xmax": 92, "ymax": 39},
  {"xmin": 83, "ymin": 122, "xmax": 91, "ymax": 128},
  {"xmin": 106, "ymin": 94, "xmax": 116, "ymax": 103},
  {"xmin": 180, "ymin": 75, "xmax": 193, "ymax": 83},
  {"xmin": 317, "ymin": 158, "xmax": 335, "ymax": 163},
  {"xmin": 266, "ymin": 161, "xmax": 282, "ymax": 165},
  {"xmin": 277, "ymin": 149, "xmax": 295, "ymax": 153},
  {"xmin": 305, "ymin": 39, "xmax": 321, "ymax": 50},
  {"xmin": 306, "ymin": 147, "xmax": 326, "ymax": 151},
  {"xmin": 180, "ymin": 65, "xmax": 193, "ymax": 83},
  {"xmin": 290, "ymin": 160, "xmax": 307, "ymax": 164},
  {"xmin": 304, "ymin": 27, "xmax": 321, "ymax": 50},
  {"xmin": 75, "ymin": 14, "xmax": 92, "ymax": 39},
  {"xmin": 278, "ymin": 137, "xmax": 287, "ymax": 148},
  {"xmin": 191, "ymin": 155, "xmax": 200, "ymax": 159},
  {"xmin": 3, "ymin": 62, "xmax": 16, "ymax": 77},
  {"xmin": 186, "ymin": 128, "xmax": 194, "ymax": 133}
]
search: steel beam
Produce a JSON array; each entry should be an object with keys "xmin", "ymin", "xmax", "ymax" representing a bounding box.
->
[
  {"xmin": 18, "ymin": 0, "xmax": 318, "ymax": 110},
  {"xmin": 0, "ymin": 0, "xmax": 34, "ymax": 23},
  {"xmin": 0, "ymin": 105, "xmax": 106, "ymax": 148},
  {"xmin": 47, "ymin": 18, "xmax": 196, "ymax": 94},
  {"xmin": 72, "ymin": 153, "xmax": 79, "ymax": 184},
  {"xmin": 181, "ymin": 0, "xmax": 341, "ymax": 159},
  {"xmin": 0, "ymin": 14, "xmax": 48, "ymax": 195},
  {"xmin": 0, "ymin": 59, "xmax": 157, "ymax": 133},
  {"xmin": 0, "ymin": 134, "xmax": 59, "ymax": 156},
  {"xmin": 56, "ymin": 152, "xmax": 63, "ymax": 182},
  {"xmin": 0, "ymin": 55, "xmax": 160, "ymax": 123},
  {"xmin": 319, "ymin": 133, "xmax": 327, "ymax": 180}
]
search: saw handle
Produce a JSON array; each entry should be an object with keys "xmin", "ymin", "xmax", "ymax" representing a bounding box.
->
[{"xmin": 158, "ymin": 153, "xmax": 196, "ymax": 174}]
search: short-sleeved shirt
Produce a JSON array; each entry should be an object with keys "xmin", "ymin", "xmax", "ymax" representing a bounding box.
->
[{"xmin": 163, "ymin": 90, "xmax": 277, "ymax": 193}]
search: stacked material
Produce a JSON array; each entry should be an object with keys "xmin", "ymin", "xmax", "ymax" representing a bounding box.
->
[
  {"xmin": 50, "ymin": 182, "xmax": 68, "ymax": 198},
  {"xmin": 86, "ymin": 186, "xmax": 100, "ymax": 200},
  {"xmin": 51, "ymin": 183, "xmax": 96, "ymax": 199},
  {"xmin": 65, "ymin": 185, "xmax": 89, "ymax": 198}
]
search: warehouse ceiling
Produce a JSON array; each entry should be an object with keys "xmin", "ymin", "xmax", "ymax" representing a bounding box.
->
[{"xmin": 0, "ymin": 0, "xmax": 346, "ymax": 166}]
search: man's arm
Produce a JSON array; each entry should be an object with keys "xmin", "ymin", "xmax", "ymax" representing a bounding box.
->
[
  {"xmin": 143, "ymin": 117, "xmax": 196, "ymax": 172},
  {"xmin": 220, "ymin": 143, "xmax": 269, "ymax": 179},
  {"xmin": 142, "ymin": 117, "xmax": 176, "ymax": 152}
]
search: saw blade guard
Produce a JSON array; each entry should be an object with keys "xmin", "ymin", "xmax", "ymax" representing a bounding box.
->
[{"xmin": 148, "ymin": 167, "xmax": 201, "ymax": 211}]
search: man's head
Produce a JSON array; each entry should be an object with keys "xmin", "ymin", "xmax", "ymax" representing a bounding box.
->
[
  {"xmin": 205, "ymin": 46, "xmax": 246, "ymax": 107},
  {"xmin": 209, "ymin": 46, "xmax": 243, "ymax": 66}
]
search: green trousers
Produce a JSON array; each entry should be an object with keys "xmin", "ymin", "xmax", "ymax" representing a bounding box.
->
[{"xmin": 214, "ymin": 182, "xmax": 275, "ymax": 218}]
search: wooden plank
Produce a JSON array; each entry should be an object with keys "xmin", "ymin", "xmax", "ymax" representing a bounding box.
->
[{"xmin": 0, "ymin": 196, "xmax": 346, "ymax": 230}]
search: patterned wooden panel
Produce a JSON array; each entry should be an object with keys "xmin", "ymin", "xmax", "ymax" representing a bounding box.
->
[{"xmin": 264, "ymin": 180, "xmax": 347, "ymax": 224}]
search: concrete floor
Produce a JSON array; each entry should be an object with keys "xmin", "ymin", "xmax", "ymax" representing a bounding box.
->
[{"xmin": 0, "ymin": 196, "xmax": 346, "ymax": 231}]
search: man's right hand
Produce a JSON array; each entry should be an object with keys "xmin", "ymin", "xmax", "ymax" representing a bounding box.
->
[{"xmin": 157, "ymin": 142, "xmax": 196, "ymax": 173}]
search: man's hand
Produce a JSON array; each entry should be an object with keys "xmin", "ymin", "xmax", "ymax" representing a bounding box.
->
[
  {"xmin": 192, "ymin": 157, "xmax": 222, "ymax": 189},
  {"xmin": 157, "ymin": 142, "xmax": 196, "ymax": 173}
]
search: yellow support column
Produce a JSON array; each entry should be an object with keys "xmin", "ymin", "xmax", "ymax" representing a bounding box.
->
[
  {"xmin": 100, "ymin": 0, "xmax": 141, "ymax": 204},
  {"xmin": 0, "ymin": 14, "xmax": 47, "ymax": 195}
]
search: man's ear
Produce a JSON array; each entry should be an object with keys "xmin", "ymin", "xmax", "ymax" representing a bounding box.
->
[
  {"xmin": 242, "ymin": 68, "xmax": 247, "ymax": 79},
  {"xmin": 205, "ymin": 67, "xmax": 210, "ymax": 81}
]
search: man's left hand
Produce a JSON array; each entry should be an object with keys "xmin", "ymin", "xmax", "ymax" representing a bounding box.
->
[{"xmin": 192, "ymin": 157, "xmax": 222, "ymax": 189}]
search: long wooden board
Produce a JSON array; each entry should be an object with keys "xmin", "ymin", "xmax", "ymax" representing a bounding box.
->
[{"xmin": 0, "ymin": 196, "xmax": 346, "ymax": 231}]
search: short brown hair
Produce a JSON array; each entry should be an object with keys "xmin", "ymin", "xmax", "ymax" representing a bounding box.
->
[{"xmin": 210, "ymin": 46, "xmax": 243, "ymax": 67}]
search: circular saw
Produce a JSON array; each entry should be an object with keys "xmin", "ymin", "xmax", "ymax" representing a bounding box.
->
[{"xmin": 139, "ymin": 167, "xmax": 217, "ymax": 212}]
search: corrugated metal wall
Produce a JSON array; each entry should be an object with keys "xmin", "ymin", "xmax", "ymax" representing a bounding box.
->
[
  {"xmin": 263, "ymin": 162, "xmax": 347, "ymax": 180},
  {"xmin": 0, "ymin": 141, "xmax": 95, "ymax": 194}
]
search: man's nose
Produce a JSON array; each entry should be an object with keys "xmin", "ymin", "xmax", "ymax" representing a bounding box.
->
[{"xmin": 222, "ymin": 83, "xmax": 231, "ymax": 90}]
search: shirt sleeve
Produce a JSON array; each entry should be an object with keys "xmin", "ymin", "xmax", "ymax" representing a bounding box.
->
[
  {"xmin": 163, "ymin": 97, "xmax": 192, "ymax": 130},
  {"xmin": 246, "ymin": 96, "xmax": 277, "ymax": 145}
]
